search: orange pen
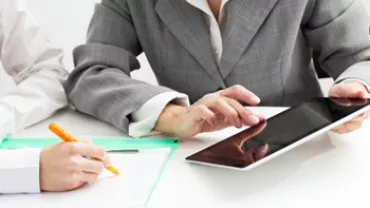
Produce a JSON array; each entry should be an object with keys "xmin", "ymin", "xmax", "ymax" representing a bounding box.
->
[{"xmin": 48, "ymin": 122, "xmax": 120, "ymax": 176}]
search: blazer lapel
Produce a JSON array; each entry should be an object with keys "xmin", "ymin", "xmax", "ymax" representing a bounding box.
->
[
  {"xmin": 220, "ymin": 0, "xmax": 279, "ymax": 79},
  {"xmin": 156, "ymin": 0, "xmax": 226, "ymax": 88}
]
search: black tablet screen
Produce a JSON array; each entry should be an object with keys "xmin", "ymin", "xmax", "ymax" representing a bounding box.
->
[{"xmin": 186, "ymin": 98, "xmax": 370, "ymax": 169}]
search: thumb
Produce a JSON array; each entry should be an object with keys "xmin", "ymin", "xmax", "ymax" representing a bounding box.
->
[{"xmin": 329, "ymin": 83, "xmax": 367, "ymax": 98}]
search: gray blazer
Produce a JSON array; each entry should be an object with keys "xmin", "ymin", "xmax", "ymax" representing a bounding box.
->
[{"xmin": 66, "ymin": 0, "xmax": 370, "ymax": 134}]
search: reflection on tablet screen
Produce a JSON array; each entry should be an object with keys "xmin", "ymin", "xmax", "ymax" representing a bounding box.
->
[{"xmin": 187, "ymin": 98, "xmax": 370, "ymax": 169}]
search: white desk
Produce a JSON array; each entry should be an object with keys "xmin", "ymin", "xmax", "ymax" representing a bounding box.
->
[{"xmin": 11, "ymin": 107, "xmax": 370, "ymax": 208}]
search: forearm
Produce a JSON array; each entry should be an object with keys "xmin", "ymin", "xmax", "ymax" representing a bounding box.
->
[
  {"xmin": 0, "ymin": 0, "xmax": 68, "ymax": 134},
  {"xmin": 336, "ymin": 61, "xmax": 370, "ymax": 88},
  {"xmin": 0, "ymin": 69, "xmax": 67, "ymax": 134},
  {"xmin": 305, "ymin": 0, "xmax": 370, "ymax": 80},
  {"xmin": 66, "ymin": 0, "xmax": 187, "ymax": 134},
  {"xmin": 66, "ymin": 44, "xmax": 174, "ymax": 134}
]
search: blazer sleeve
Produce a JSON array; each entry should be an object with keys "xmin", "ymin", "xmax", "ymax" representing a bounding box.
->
[
  {"xmin": 304, "ymin": 0, "xmax": 370, "ymax": 84},
  {"xmin": 65, "ymin": 0, "xmax": 174, "ymax": 134}
]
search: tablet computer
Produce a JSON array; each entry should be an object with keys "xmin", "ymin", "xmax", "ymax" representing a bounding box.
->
[{"xmin": 186, "ymin": 98, "xmax": 370, "ymax": 171}]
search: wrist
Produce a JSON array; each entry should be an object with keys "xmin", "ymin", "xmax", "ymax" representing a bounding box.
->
[
  {"xmin": 39, "ymin": 147, "xmax": 45, "ymax": 191},
  {"xmin": 154, "ymin": 103, "xmax": 187, "ymax": 135}
]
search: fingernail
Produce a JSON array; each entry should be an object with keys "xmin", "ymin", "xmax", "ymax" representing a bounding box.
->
[
  {"xmin": 106, "ymin": 157, "xmax": 112, "ymax": 166},
  {"xmin": 253, "ymin": 96, "xmax": 261, "ymax": 103},
  {"xmin": 255, "ymin": 114, "xmax": 266, "ymax": 121},
  {"xmin": 236, "ymin": 119, "xmax": 242, "ymax": 128},
  {"xmin": 247, "ymin": 115, "xmax": 259, "ymax": 125}
]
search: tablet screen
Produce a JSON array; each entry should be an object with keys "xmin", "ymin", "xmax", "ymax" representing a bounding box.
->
[{"xmin": 186, "ymin": 98, "xmax": 370, "ymax": 169}]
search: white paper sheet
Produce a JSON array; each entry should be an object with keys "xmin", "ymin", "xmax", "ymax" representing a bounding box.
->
[{"xmin": 0, "ymin": 148, "xmax": 171, "ymax": 208}]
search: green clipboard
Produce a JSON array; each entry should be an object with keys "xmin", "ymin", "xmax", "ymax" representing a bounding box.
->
[
  {"xmin": 1, "ymin": 137, "xmax": 178, "ymax": 151},
  {"xmin": 0, "ymin": 137, "xmax": 178, "ymax": 208}
]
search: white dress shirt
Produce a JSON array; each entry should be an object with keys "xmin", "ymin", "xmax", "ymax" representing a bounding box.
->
[
  {"xmin": 129, "ymin": 0, "xmax": 370, "ymax": 138},
  {"xmin": 0, "ymin": 0, "xmax": 68, "ymax": 194}
]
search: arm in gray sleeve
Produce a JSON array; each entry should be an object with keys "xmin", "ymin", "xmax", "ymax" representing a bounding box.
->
[
  {"xmin": 304, "ymin": 0, "xmax": 370, "ymax": 83},
  {"xmin": 65, "ymin": 0, "xmax": 173, "ymax": 134}
]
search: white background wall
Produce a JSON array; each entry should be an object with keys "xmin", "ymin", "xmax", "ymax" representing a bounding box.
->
[
  {"xmin": 26, "ymin": 0, "xmax": 158, "ymax": 85},
  {"xmin": 1, "ymin": 0, "xmax": 370, "ymax": 95}
]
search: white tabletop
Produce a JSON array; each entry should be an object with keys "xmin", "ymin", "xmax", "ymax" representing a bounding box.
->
[{"xmin": 11, "ymin": 107, "xmax": 370, "ymax": 208}]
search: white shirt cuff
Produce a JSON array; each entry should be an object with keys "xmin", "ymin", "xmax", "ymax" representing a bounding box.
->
[
  {"xmin": 129, "ymin": 92, "xmax": 190, "ymax": 137},
  {"xmin": 0, "ymin": 148, "xmax": 41, "ymax": 194}
]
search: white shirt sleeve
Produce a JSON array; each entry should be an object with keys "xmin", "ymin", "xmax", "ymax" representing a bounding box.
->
[
  {"xmin": 0, "ymin": 0, "xmax": 68, "ymax": 194},
  {"xmin": 0, "ymin": 147, "xmax": 41, "ymax": 194},
  {"xmin": 129, "ymin": 92, "xmax": 190, "ymax": 137}
]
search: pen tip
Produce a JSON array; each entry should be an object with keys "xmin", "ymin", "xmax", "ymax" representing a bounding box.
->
[{"xmin": 106, "ymin": 166, "xmax": 120, "ymax": 176}]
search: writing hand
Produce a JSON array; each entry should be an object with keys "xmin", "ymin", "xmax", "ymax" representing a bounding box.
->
[{"xmin": 39, "ymin": 139, "xmax": 111, "ymax": 192}]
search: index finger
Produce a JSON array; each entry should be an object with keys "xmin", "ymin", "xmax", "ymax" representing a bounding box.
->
[
  {"xmin": 72, "ymin": 142, "xmax": 110, "ymax": 165},
  {"xmin": 219, "ymin": 85, "xmax": 260, "ymax": 106}
]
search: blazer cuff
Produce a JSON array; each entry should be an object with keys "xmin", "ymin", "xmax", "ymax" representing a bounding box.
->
[
  {"xmin": 336, "ymin": 61, "xmax": 370, "ymax": 92},
  {"xmin": 129, "ymin": 92, "xmax": 190, "ymax": 137}
]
